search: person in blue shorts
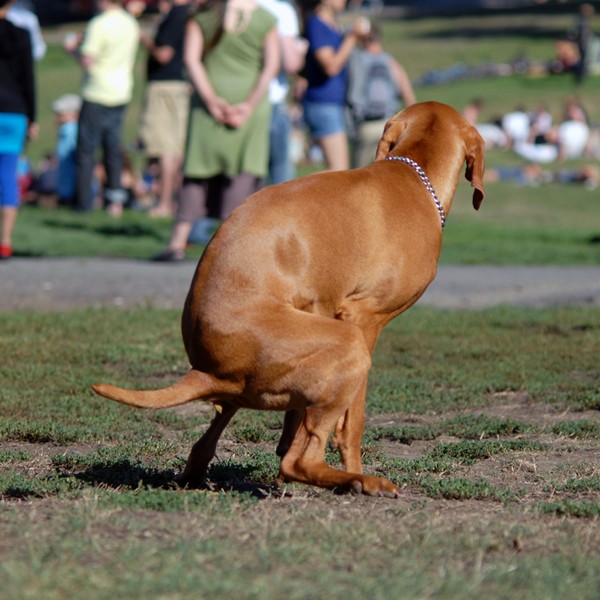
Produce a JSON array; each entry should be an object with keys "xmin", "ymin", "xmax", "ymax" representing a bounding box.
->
[
  {"xmin": 0, "ymin": 0, "xmax": 37, "ymax": 259},
  {"xmin": 300, "ymin": 0, "xmax": 368, "ymax": 171}
]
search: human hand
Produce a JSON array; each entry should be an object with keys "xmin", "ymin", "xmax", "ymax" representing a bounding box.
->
[
  {"xmin": 28, "ymin": 122, "xmax": 39, "ymax": 141},
  {"xmin": 63, "ymin": 32, "xmax": 83, "ymax": 52},
  {"xmin": 207, "ymin": 96, "xmax": 232, "ymax": 123},
  {"xmin": 351, "ymin": 17, "xmax": 370, "ymax": 38},
  {"xmin": 224, "ymin": 102, "xmax": 252, "ymax": 129}
]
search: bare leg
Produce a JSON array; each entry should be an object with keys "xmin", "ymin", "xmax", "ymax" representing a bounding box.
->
[
  {"xmin": 1, "ymin": 207, "xmax": 17, "ymax": 249},
  {"xmin": 150, "ymin": 154, "xmax": 182, "ymax": 217},
  {"xmin": 318, "ymin": 132, "xmax": 350, "ymax": 171},
  {"xmin": 154, "ymin": 180, "xmax": 206, "ymax": 259},
  {"xmin": 221, "ymin": 173, "xmax": 262, "ymax": 220}
]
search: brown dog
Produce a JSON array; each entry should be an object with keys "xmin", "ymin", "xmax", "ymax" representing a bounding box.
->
[{"xmin": 93, "ymin": 101, "xmax": 485, "ymax": 497}]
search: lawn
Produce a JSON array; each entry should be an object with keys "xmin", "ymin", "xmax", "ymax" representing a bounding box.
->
[
  {"xmin": 1, "ymin": 8, "xmax": 599, "ymax": 600},
  {"xmin": 1, "ymin": 306, "xmax": 598, "ymax": 598}
]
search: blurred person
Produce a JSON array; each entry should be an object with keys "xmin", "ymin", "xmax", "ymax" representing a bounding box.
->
[
  {"xmin": 7, "ymin": 0, "xmax": 46, "ymax": 61},
  {"xmin": 514, "ymin": 99, "xmax": 591, "ymax": 164},
  {"xmin": 462, "ymin": 98, "xmax": 507, "ymax": 149},
  {"xmin": 501, "ymin": 106, "xmax": 530, "ymax": 147},
  {"xmin": 152, "ymin": 0, "xmax": 279, "ymax": 261},
  {"xmin": 0, "ymin": 0, "xmax": 37, "ymax": 259},
  {"xmin": 64, "ymin": 0, "xmax": 139, "ymax": 216},
  {"xmin": 299, "ymin": 0, "xmax": 368, "ymax": 171},
  {"xmin": 346, "ymin": 21, "xmax": 415, "ymax": 168},
  {"xmin": 52, "ymin": 94, "xmax": 81, "ymax": 207},
  {"xmin": 258, "ymin": 0, "xmax": 308, "ymax": 184},
  {"xmin": 528, "ymin": 102, "xmax": 553, "ymax": 144},
  {"xmin": 571, "ymin": 3, "xmax": 595, "ymax": 85},
  {"xmin": 137, "ymin": 0, "xmax": 192, "ymax": 218}
]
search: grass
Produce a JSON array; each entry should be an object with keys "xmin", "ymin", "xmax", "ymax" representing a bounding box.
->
[
  {"xmin": 0, "ymin": 306, "xmax": 599, "ymax": 597},
  {"xmin": 1, "ymin": 9, "xmax": 599, "ymax": 600}
]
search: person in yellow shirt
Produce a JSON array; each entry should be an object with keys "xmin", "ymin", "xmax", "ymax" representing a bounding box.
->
[{"xmin": 65, "ymin": 0, "xmax": 139, "ymax": 215}]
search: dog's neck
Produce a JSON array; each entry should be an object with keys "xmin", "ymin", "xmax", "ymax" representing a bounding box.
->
[
  {"xmin": 387, "ymin": 146, "xmax": 465, "ymax": 223},
  {"xmin": 385, "ymin": 157, "xmax": 446, "ymax": 229}
]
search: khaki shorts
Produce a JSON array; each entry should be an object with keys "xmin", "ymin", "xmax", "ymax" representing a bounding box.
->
[{"xmin": 140, "ymin": 81, "xmax": 190, "ymax": 157}]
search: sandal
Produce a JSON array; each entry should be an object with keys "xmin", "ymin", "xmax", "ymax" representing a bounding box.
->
[
  {"xmin": 151, "ymin": 248, "xmax": 185, "ymax": 262},
  {"xmin": 0, "ymin": 245, "xmax": 13, "ymax": 259}
]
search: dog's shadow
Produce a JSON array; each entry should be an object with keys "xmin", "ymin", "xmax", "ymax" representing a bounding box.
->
[{"xmin": 74, "ymin": 459, "xmax": 281, "ymax": 498}]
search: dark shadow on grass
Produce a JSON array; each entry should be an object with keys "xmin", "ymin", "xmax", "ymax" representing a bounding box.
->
[
  {"xmin": 197, "ymin": 462, "xmax": 283, "ymax": 498},
  {"xmin": 74, "ymin": 459, "xmax": 281, "ymax": 499},
  {"xmin": 41, "ymin": 218, "xmax": 165, "ymax": 241},
  {"xmin": 75, "ymin": 459, "xmax": 177, "ymax": 489},
  {"xmin": 413, "ymin": 25, "xmax": 566, "ymax": 41}
]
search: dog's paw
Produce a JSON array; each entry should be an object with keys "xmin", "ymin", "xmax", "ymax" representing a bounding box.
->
[{"xmin": 351, "ymin": 475, "xmax": 400, "ymax": 498}]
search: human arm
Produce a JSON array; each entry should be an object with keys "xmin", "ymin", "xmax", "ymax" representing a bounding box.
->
[
  {"xmin": 311, "ymin": 19, "xmax": 366, "ymax": 77},
  {"xmin": 183, "ymin": 18, "xmax": 229, "ymax": 122},
  {"xmin": 277, "ymin": 3, "xmax": 307, "ymax": 74},
  {"xmin": 140, "ymin": 30, "xmax": 176, "ymax": 65},
  {"xmin": 226, "ymin": 26, "xmax": 281, "ymax": 128},
  {"xmin": 281, "ymin": 34, "xmax": 308, "ymax": 74},
  {"xmin": 390, "ymin": 58, "xmax": 416, "ymax": 106}
]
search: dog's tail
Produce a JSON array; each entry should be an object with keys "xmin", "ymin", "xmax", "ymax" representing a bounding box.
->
[{"xmin": 92, "ymin": 369, "xmax": 238, "ymax": 409}]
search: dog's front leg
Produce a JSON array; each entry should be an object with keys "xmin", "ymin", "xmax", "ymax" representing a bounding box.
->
[
  {"xmin": 331, "ymin": 381, "xmax": 367, "ymax": 473},
  {"xmin": 331, "ymin": 325, "xmax": 379, "ymax": 473}
]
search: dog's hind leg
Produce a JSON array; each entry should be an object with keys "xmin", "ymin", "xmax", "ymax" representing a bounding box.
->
[
  {"xmin": 179, "ymin": 403, "xmax": 238, "ymax": 487},
  {"xmin": 275, "ymin": 409, "xmax": 304, "ymax": 458}
]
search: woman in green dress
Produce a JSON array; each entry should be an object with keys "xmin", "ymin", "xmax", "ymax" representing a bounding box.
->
[{"xmin": 154, "ymin": 0, "xmax": 279, "ymax": 261}]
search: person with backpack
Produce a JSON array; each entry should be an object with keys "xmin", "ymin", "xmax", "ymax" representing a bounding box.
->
[{"xmin": 346, "ymin": 23, "xmax": 415, "ymax": 169}]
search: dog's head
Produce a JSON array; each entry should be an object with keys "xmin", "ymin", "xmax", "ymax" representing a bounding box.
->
[{"xmin": 375, "ymin": 102, "xmax": 486, "ymax": 210}]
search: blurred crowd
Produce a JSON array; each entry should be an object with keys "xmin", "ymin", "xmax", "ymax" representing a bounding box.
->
[{"xmin": 1, "ymin": 0, "xmax": 598, "ymax": 261}]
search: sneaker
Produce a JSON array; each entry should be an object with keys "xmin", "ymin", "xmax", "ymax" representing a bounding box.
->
[{"xmin": 0, "ymin": 245, "xmax": 12, "ymax": 259}]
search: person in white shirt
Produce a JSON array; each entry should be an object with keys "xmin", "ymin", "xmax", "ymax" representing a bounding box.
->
[{"xmin": 258, "ymin": 0, "xmax": 307, "ymax": 184}]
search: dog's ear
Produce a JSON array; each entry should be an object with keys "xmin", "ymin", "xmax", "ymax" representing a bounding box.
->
[
  {"xmin": 464, "ymin": 127, "xmax": 486, "ymax": 210},
  {"xmin": 375, "ymin": 114, "xmax": 407, "ymax": 161}
]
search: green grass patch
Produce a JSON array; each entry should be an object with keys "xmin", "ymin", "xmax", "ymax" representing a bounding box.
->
[
  {"xmin": 430, "ymin": 439, "xmax": 546, "ymax": 463},
  {"xmin": 562, "ymin": 477, "xmax": 600, "ymax": 493},
  {"xmin": 417, "ymin": 475, "xmax": 515, "ymax": 502},
  {"xmin": 370, "ymin": 414, "xmax": 534, "ymax": 444},
  {"xmin": 537, "ymin": 500, "xmax": 600, "ymax": 518},
  {"xmin": 549, "ymin": 420, "xmax": 600, "ymax": 439},
  {"xmin": 0, "ymin": 449, "xmax": 32, "ymax": 463}
]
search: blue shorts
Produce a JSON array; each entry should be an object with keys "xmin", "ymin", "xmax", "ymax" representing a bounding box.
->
[
  {"xmin": 0, "ymin": 113, "xmax": 27, "ymax": 154},
  {"xmin": 303, "ymin": 102, "xmax": 346, "ymax": 138}
]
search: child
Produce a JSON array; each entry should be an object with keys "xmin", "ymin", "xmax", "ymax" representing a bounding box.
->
[{"xmin": 52, "ymin": 93, "xmax": 80, "ymax": 207}]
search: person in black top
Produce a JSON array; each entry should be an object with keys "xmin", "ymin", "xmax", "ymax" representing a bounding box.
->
[
  {"xmin": 137, "ymin": 0, "xmax": 191, "ymax": 218},
  {"xmin": 0, "ymin": 0, "xmax": 37, "ymax": 259}
]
